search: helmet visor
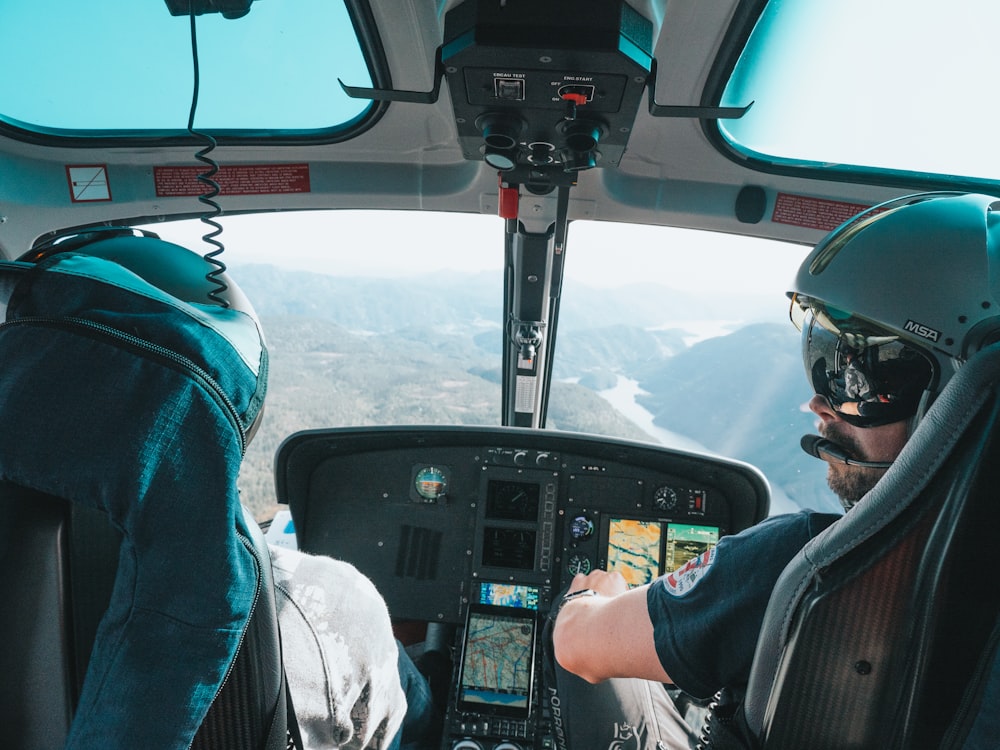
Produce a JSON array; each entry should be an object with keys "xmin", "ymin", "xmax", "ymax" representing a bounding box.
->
[{"xmin": 791, "ymin": 298, "xmax": 935, "ymax": 427}]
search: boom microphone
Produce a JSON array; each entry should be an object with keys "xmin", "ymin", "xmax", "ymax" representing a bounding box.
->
[{"xmin": 800, "ymin": 434, "xmax": 894, "ymax": 469}]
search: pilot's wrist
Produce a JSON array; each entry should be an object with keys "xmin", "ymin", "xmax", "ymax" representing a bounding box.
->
[{"xmin": 555, "ymin": 587, "xmax": 599, "ymax": 618}]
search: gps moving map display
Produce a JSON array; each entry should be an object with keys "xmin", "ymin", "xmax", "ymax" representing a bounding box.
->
[
  {"xmin": 457, "ymin": 605, "xmax": 536, "ymax": 717},
  {"xmin": 606, "ymin": 518, "xmax": 662, "ymax": 585},
  {"xmin": 604, "ymin": 518, "xmax": 719, "ymax": 586}
]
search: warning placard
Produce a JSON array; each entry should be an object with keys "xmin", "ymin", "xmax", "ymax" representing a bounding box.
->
[
  {"xmin": 67, "ymin": 165, "xmax": 112, "ymax": 202},
  {"xmin": 154, "ymin": 163, "xmax": 311, "ymax": 198},
  {"xmin": 772, "ymin": 192, "xmax": 870, "ymax": 232}
]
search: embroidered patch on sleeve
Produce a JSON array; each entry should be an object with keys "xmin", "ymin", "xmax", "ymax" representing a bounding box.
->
[{"xmin": 664, "ymin": 547, "xmax": 717, "ymax": 597}]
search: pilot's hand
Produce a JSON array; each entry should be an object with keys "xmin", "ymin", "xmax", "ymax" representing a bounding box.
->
[
  {"xmin": 568, "ymin": 569, "xmax": 628, "ymax": 598},
  {"xmin": 555, "ymin": 568, "xmax": 669, "ymax": 684}
]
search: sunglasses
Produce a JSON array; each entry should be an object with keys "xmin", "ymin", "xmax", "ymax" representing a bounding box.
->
[{"xmin": 791, "ymin": 299, "xmax": 934, "ymax": 428}]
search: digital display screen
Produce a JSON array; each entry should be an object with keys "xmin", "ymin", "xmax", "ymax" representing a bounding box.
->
[
  {"xmin": 603, "ymin": 518, "xmax": 719, "ymax": 585},
  {"xmin": 482, "ymin": 527, "xmax": 536, "ymax": 570},
  {"xmin": 665, "ymin": 523, "xmax": 719, "ymax": 572},
  {"xmin": 486, "ymin": 479, "xmax": 540, "ymax": 521},
  {"xmin": 479, "ymin": 582, "xmax": 539, "ymax": 610},
  {"xmin": 606, "ymin": 517, "xmax": 662, "ymax": 586},
  {"xmin": 458, "ymin": 605, "xmax": 536, "ymax": 717}
]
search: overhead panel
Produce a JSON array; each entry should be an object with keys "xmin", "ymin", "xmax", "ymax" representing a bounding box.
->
[{"xmin": 441, "ymin": 0, "xmax": 654, "ymax": 189}]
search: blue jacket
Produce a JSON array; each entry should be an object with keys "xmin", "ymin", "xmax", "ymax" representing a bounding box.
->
[{"xmin": 0, "ymin": 253, "xmax": 267, "ymax": 748}]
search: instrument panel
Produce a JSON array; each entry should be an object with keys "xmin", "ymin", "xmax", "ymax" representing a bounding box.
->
[{"xmin": 275, "ymin": 425, "xmax": 769, "ymax": 750}]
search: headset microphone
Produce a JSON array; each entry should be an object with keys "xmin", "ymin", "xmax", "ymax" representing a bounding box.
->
[{"xmin": 800, "ymin": 434, "xmax": 894, "ymax": 469}]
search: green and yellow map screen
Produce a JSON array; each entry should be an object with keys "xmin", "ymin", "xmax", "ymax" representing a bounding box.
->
[{"xmin": 606, "ymin": 518, "xmax": 719, "ymax": 586}]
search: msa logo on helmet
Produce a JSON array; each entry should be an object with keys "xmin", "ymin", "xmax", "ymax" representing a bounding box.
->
[{"xmin": 903, "ymin": 320, "xmax": 941, "ymax": 342}]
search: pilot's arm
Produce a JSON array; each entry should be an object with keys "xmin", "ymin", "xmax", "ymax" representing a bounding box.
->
[{"xmin": 552, "ymin": 569, "xmax": 672, "ymax": 685}]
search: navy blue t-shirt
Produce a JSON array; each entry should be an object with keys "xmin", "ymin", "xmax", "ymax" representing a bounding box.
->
[{"xmin": 646, "ymin": 511, "xmax": 840, "ymax": 699}]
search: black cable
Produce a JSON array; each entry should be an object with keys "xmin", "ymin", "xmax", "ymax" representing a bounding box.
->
[{"xmin": 187, "ymin": 2, "xmax": 230, "ymax": 308}]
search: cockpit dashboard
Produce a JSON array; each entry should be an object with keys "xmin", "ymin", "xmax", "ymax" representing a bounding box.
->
[{"xmin": 275, "ymin": 426, "xmax": 769, "ymax": 750}]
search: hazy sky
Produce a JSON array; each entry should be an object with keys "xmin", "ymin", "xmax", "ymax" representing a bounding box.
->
[{"xmin": 145, "ymin": 210, "xmax": 808, "ymax": 297}]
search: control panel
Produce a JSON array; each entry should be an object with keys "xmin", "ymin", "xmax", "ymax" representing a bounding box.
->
[{"xmin": 277, "ymin": 425, "xmax": 769, "ymax": 750}]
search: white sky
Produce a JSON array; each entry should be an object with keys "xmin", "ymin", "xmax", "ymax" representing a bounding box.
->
[{"xmin": 144, "ymin": 210, "xmax": 808, "ymax": 297}]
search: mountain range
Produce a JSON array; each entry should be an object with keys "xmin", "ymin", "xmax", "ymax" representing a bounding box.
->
[{"xmin": 233, "ymin": 264, "xmax": 842, "ymax": 520}]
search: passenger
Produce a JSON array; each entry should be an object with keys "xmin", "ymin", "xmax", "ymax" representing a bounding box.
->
[
  {"xmin": 269, "ymin": 543, "xmax": 442, "ymax": 750},
  {"xmin": 0, "ymin": 236, "xmax": 269, "ymax": 748},
  {"xmin": 0, "ymin": 231, "xmax": 440, "ymax": 749},
  {"xmin": 550, "ymin": 191, "xmax": 1000, "ymax": 749}
]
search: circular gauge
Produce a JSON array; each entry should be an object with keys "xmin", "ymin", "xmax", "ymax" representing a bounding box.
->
[
  {"xmin": 414, "ymin": 466, "xmax": 448, "ymax": 501},
  {"xmin": 569, "ymin": 514, "xmax": 595, "ymax": 540},
  {"xmin": 567, "ymin": 553, "xmax": 592, "ymax": 576},
  {"xmin": 653, "ymin": 485, "xmax": 679, "ymax": 511}
]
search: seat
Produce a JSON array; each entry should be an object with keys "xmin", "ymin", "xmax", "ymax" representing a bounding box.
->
[
  {"xmin": 0, "ymin": 485, "xmax": 288, "ymax": 750},
  {"xmin": 735, "ymin": 342, "xmax": 1000, "ymax": 748}
]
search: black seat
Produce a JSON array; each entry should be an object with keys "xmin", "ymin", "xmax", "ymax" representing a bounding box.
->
[
  {"xmin": 0, "ymin": 485, "xmax": 287, "ymax": 750},
  {"xmin": 737, "ymin": 343, "xmax": 1000, "ymax": 748}
]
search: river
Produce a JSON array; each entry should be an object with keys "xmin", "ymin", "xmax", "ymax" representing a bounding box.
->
[{"xmin": 596, "ymin": 375, "xmax": 799, "ymax": 516}]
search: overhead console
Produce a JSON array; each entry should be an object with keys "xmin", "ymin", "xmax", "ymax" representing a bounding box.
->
[
  {"xmin": 276, "ymin": 426, "xmax": 768, "ymax": 750},
  {"xmin": 339, "ymin": 0, "xmax": 751, "ymax": 188}
]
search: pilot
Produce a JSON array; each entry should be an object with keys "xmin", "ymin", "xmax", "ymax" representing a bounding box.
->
[{"xmin": 550, "ymin": 191, "xmax": 1000, "ymax": 749}]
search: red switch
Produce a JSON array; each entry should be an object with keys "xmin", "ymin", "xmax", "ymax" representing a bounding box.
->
[{"xmin": 498, "ymin": 177, "xmax": 519, "ymax": 219}]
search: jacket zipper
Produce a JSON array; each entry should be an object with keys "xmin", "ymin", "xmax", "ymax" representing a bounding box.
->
[{"xmin": 0, "ymin": 316, "xmax": 248, "ymax": 454}]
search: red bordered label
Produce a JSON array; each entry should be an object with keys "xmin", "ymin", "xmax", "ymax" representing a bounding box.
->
[
  {"xmin": 772, "ymin": 192, "xmax": 870, "ymax": 232},
  {"xmin": 153, "ymin": 163, "xmax": 311, "ymax": 197},
  {"xmin": 66, "ymin": 165, "xmax": 112, "ymax": 203}
]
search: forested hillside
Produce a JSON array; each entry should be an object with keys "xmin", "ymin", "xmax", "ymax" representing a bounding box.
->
[{"xmin": 233, "ymin": 264, "xmax": 837, "ymax": 520}]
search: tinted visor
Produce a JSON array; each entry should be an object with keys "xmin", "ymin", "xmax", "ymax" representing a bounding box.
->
[{"xmin": 791, "ymin": 300, "xmax": 934, "ymax": 427}]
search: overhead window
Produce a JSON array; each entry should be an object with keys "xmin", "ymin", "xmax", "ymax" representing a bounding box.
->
[
  {"xmin": 0, "ymin": 0, "xmax": 377, "ymax": 138},
  {"xmin": 718, "ymin": 0, "xmax": 1000, "ymax": 185}
]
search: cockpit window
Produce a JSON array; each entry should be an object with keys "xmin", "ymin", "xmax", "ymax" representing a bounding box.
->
[
  {"xmin": 144, "ymin": 212, "xmax": 827, "ymax": 521},
  {"xmin": 0, "ymin": 0, "xmax": 376, "ymax": 139},
  {"xmin": 718, "ymin": 0, "xmax": 1000, "ymax": 187}
]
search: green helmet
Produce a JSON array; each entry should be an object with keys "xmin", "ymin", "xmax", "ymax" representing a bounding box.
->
[
  {"xmin": 790, "ymin": 192, "xmax": 1000, "ymax": 427},
  {"xmin": 10, "ymin": 227, "xmax": 268, "ymax": 444}
]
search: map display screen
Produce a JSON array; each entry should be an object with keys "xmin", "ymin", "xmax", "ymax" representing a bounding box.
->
[
  {"xmin": 457, "ymin": 605, "xmax": 536, "ymax": 717},
  {"xmin": 606, "ymin": 517, "xmax": 662, "ymax": 586},
  {"xmin": 603, "ymin": 518, "xmax": 720, "ymax": 586}
]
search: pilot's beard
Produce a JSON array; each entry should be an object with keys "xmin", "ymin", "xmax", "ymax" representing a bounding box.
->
[
  {"xmin": 821, "ymin": 428, "xmax": 889, "ymax": 508},
  {"xmin": 826, "ymin": 463, "xmax": 887, "ymax": 508}
]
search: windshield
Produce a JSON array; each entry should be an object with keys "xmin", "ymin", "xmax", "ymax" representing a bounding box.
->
[{"xmin": 144, "ymin": 212, "xmax": 829, "ymax": 522}]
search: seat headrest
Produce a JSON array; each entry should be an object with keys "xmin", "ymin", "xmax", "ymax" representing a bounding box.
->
[
  {"xmin": 4, "ymin": 229, "xmax": 267, "ymax": 448},
  {"xmin": 0, "ymin": 262, "xmax": 30, "ymax": 321}
]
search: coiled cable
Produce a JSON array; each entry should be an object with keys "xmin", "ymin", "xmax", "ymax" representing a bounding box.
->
[{"xmin": 186, "ymin": 2, "xmax": 230, "ymax": 308}]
